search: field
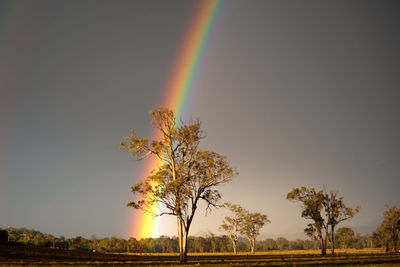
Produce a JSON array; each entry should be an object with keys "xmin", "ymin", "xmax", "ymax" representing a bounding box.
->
[{"xmin": 1, "ymin": 242, "xmax": 400, "ymax": 266}]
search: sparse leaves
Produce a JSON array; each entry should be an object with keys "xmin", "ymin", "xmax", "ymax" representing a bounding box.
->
[
  {"xmin": 121, "ymin": 107, "xmax": 236, "ymax": 262},
  {"xmin": 220, "ymin": 203, "xmax": 269, "ymax": 253}
]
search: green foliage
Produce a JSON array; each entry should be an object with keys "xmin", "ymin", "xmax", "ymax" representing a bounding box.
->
[
  {"xmin": 287, "ymin": 187, "xmax": 359, "ymax": 255},
  {"xmin": 276, "ymin": 237, "xmax": 289, "ymax": 250},
  {"xmin": 374, "ymin": 205, "xmax": 400, "ymax": 252},
  {"xmin": 240, "ymin": 211, "xmax": 270, "ymax": 252},
  {"xmin": 219, "ymin": 202, "xmax": 246, "ymax": 253},
  {"xmin": 336, "ymin": 227, "xmax": 355, "ymax": 249},
  {"xmin": 32, "ymin": 233, "xmax": 48, "ymax": 247},
  {"xmin": 220, "ymin": 203, "xmax": 269, "ymax": 253},
  {"xmin": 287, "ymin": 187, "xmax": 325, "ymax": 241},
  {"xmin": 256, "ymin": 238, "xmax": 278, "ymax": 251},
  {"xmin": 1, "ymin": 225, "xmax": 384, "ymax": 254}
]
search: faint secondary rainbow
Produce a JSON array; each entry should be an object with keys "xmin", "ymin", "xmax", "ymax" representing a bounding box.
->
[
  {"xmin": 0, "ymin": 1, "xmax": 38, "ymax": 214},
  {"xmin": 130, "ymin": 0, "xmax": 225, "ymax": 239}
]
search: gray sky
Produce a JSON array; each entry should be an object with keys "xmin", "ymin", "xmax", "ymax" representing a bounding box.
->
[{"xmin": 1, "ymin": 0, "xmax": 399, "ymax": 240}]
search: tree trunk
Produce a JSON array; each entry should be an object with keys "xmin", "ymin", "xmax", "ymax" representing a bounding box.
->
[
  {"xmin": 322, "ymin": 226, "xmax": 329, "ymax": 256},
  {"xmin": 231, "ymin": 239, "xmax": 237, "ymax": 254},
  {"xmin": 330, "ymin": 225, "xmax": 335, "ymax": 254},
  {"xmin": 181, "ymin": 230, "xmax": 188, "ymax": 263},
  {"xmin": 247, "ymin": 237, "xmax": 255, "ymax": 253},
  {"xmin": 251, "ymin": 238, "xmax": 255, "ymax": 253},
  {"xmin": 320, "ymin": 237, "xmax": 326, "ymax": 255},
  {"xmin": 177, "ymin": 217, "xmax": 189, "ymax": 263},
  {"xmin": 330, "ymin": 240, "xmax": 334, "ymax": 254},
  {"xmin": 177, "ymin": 217, "xmax": 185, "ymax": 262}
]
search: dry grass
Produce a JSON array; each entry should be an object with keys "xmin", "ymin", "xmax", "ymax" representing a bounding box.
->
[
  {"xmin": 1, "ymin": 243, "xmax": 398, "ymax": 266},
  {"xmin": 126, "ymin": 248, "xmax": 385, "ymax": 256}
]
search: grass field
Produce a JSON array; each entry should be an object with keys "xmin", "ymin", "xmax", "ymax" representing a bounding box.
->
[{"xmin": 1, "ymin": 242, "xmax": 400, "ymax": 266}]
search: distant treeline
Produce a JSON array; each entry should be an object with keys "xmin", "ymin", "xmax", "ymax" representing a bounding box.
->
[{"xmin": 1, "ymin": 227, "xmax": 382, "ymax": 253}]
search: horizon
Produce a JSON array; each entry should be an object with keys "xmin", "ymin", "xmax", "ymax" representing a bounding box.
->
[{"xmin": 1, "ymin": 224, "xmax": 376, "ymax": 242}]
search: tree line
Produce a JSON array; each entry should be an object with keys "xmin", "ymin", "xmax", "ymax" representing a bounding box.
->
[{"xmin": 0, "ymin": 226, "xmax": 388, "ymax": 253}]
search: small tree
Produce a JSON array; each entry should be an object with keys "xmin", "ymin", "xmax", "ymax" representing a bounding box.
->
[
  {"xmin": 287, "ymin": 187, "xmax": 359, "ymax": 255},
  {"xmin": 336, "ymin": 227, "xmax": 355, "ymax": 249},
  {"xmin": 323, "ymin": 191, "xmax": 360, "ymax": 254},
  {"xmin": 121, "ymin": 108, "xmax": 236, "ymax": 262},
  {"xmin": 276, "ymin": 237, "xmax": 289, "ymax": 250},
  {"xmin": 287, "ymin": 187, "xmax": 327, "ymax": 254},
  {"xmin": 220, "ymin": 203, "xmax": 269, "ymax": 253},
  {"xmin": 375, "ymin": 205, "xmax": 400, "ymax": 253},
  {"xmin": 374, "ymin": 224, "xmax": 391, "ymax": 253},
  {"xmin": 70, "ymin": 236, "xmax": 83, "ymax": 250},
  {"xmin": 240, "ymin": 211, "xmax": 270, "ymax": 253},
  {"xmin": 219, "ymin": 202, "xmax": 245, "ymax": 254}
]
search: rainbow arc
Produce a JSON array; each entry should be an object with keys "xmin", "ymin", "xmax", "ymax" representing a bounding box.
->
[{"xmin": 131, "ymin": 0, "xmax": 225, "ymax": 239}]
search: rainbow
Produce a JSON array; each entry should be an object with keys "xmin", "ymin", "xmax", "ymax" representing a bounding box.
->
[
  {"xmin": 130, "ymin": 0, "xmax": 225, "ymax": 239},
  {"xmin": 0, "ymin": 1, "xmax": 37, "ymax": 213}
]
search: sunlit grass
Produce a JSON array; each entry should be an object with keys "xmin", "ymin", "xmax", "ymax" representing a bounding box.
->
[
  {"xmin": 2, "ymin": 244, "xmax": 399, "ymax": 266},
  {"xmin": 125, "ymin": 248, "xmax": 385, "ymax": 256}
]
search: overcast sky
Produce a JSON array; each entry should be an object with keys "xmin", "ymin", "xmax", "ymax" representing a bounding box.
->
[{"xmin": 1, "ymin": 0, "xmax": 399, "ymax": 240}]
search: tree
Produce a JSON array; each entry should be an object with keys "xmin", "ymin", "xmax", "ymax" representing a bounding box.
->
[
  {"xmin": 266, "ymin": 238, "xmax": 279, "ymax": 250},
  {"xmin": 190, "ymin": 236, "xmax": 206, "ymax": 253},
  {"xmin": 375, "ymin": 205, "xmax": 400, "ymax": 252},
  {"xmin": 257, "ymin": 238, "xmax": 278, "ymax": 251},
  {"xmin": 323, "ymin": 191, "xmax": 360, "ymax": 254},
  {"xmin": 240, "ymin": 211, "xmax": 270, "ymax": 253},
  {"xmin": 361, "ymin": 234, "xmax": 378, "ymax": 249},
  {"xmin": 220, "ymin": 203, "xmax": 269, "ymax": 253},
  {"xmin": 289, "ymin": 239, "xmax": 306, "ymax": 250},
  {"xmin": 206, "ymin": 233, "xmax": 218, "ymax": 253},
  {"xmin": 216, "ymin": 235, "xmax": 232, "ymax": 252},
  {"xmin": 47, "ymin": 234, "xmax": 55, "ymax": 247},
  {"xmin": 219, "ymin": 202, "xmax": 246, "ymax": 254},
  {"xmin": 121, "ymin": 108, "xmax": 236, "ymax": 262},
  {"xmin": 276, "ymin": 237, "xmax": 289, "ymax": 250},
  {"xmin": 335, "ymin": 227, "xmax": 355, "ymax": 249},
  {"xmin": 287, "ymin": 187, "xmax": 327, "ymax": 254},
  {"xmin": 157, "ymin": 235, "xmax": 178, "ymax": 253},
  {"xmin": 373, "ymin": 224, "xmax": 391, "ymax": 253},
  {"xmin": 70, "ymin": 236, "xmax": 83, "ymax": 250},
  {"xmin": 32, "ymin": 233, "xmax": 47, "ymax": 247},
  {"xmin": 304, "ymin": 239, "xmax": 320, "ymax": 250},
  {"xmin": 287, "ymin": 187, "xmax": 359, "ymax": 255},
  {"xmin": 0, "ymin": 230, "xmax": 8, "ymax": 242},
  {"xmin": 127, "ymin": 237, "xmax": 143, "ymax": 253}
]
